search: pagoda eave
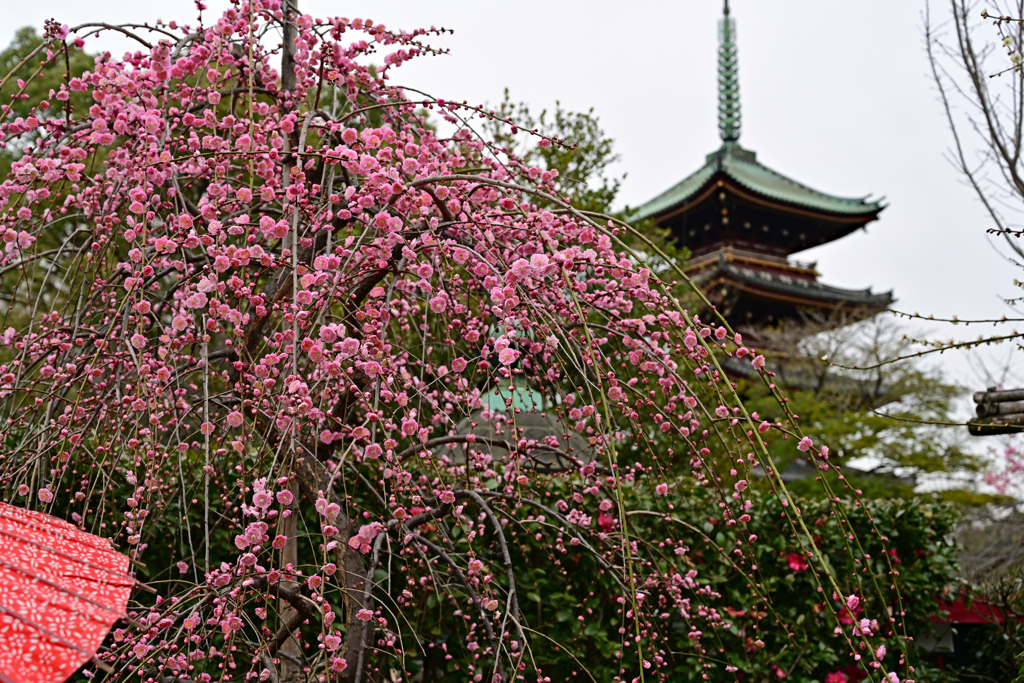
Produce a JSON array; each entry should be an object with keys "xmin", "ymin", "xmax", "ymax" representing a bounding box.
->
[
  {"xmin": 653, "ymin": 173, "xmax": 882, "ymax": 228},
  {"xmin": 695, "ymin": 260, "xmax": 892, "ymax": 325}
]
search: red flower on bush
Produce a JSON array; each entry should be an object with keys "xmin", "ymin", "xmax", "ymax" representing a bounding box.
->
[{"xmin": 787, "ymin": 552, "xmax": 808, "ymax": 571}]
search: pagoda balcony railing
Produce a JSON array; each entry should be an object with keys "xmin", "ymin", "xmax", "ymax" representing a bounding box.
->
[{"xmin": 685, "ymin": 246, "xmax": 819, "ymax": 277}]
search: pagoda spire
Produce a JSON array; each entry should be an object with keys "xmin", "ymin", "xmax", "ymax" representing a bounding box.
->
[{"xmin": 718, "ymin": 0, "xmax": 741, "ymax": 142}]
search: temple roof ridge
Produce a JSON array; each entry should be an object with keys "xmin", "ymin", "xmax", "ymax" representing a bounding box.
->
[{"xmin": 632, "ymin": 142, "xmax": 885, "ymax": 222}]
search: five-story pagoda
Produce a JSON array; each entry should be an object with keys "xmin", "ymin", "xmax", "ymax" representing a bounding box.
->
[{"xmin": 633, "ymin": 1, "xmax": 893, "ymax": 327}]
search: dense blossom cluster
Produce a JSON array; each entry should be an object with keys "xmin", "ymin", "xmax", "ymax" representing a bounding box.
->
[{"xmin": 0, "ymin": 2, "xmax": 917, "ymax": 682}]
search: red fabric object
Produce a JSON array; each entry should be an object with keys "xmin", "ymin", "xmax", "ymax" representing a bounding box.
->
[
  {"xmin": 933, "ymin": 597, "xmax": 1015, "ymax": 624},
  {"xmin": 0, "ymin": 502, "xmax": 135, "ymax": 683}
]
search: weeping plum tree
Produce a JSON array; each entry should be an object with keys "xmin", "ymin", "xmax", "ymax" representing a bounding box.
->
[{"xmin": 0, "ymin": 2, "xmax": 929, "ymax": 682}]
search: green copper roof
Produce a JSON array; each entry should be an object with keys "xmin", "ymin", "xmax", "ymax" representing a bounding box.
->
[{"xmin": 632, "ymin": 143, "xmax": 884, "ymax": 221}]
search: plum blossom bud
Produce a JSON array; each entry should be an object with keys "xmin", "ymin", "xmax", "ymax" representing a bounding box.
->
[
  {"xmin": 758, "ymin": 421, "xmax": 771, "ymax": 433},
  {"xmin": 846, "ymin": 595, "xmax": 860, "ymax": 612}
]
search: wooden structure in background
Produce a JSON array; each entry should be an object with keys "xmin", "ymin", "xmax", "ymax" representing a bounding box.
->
[{"xmin": 969, "ymin": 387, "xmax": 1024, "ymax": 435}]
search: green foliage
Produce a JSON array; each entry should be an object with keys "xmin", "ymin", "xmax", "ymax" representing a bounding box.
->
[
  {"xmin": 405, "ymin": 481, "xmax": 958, "ymax": 683},
  {"xmin": 740, "ymin": 314, "xmax": 979, "ymax": 499},
  {"xmin": 480, "ymin": 89, "xmax": 622, "ymax": 216},
  {"xmin": 0, "ymin": 27, "xmax": 93, "ymax": 176}
]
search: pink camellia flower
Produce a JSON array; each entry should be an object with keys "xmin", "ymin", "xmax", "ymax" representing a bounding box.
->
[
  {"xmin": 797, "ymin": 436, "xmax": 813, "ymax": 452},
  {"xmin": 787, "ymin": 553, "xmax": 808, "ymax": 571}
]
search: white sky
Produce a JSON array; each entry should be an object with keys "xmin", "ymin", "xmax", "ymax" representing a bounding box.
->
[{"xmin": 2, "ymin": 0, "xmax": 1022, "ymax": 393}]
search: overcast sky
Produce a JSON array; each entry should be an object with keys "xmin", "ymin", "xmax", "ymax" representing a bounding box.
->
[{"xmin": 2, "ymin": 0, "xmax": 1021, "ymax": 392}]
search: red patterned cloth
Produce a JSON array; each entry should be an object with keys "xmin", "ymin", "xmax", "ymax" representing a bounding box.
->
[{"xmin": 0, "ymin": 502, "xmax": 134, "ymax": 683}]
